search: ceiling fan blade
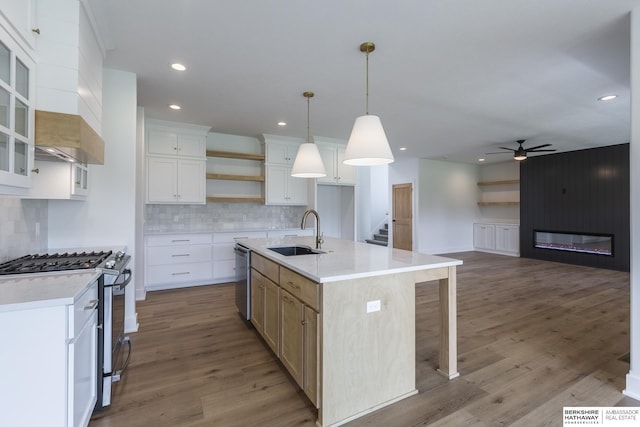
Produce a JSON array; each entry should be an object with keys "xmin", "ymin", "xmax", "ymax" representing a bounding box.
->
[
  {"xmin": 485, "ymin": 151, "xmax": 511, "ymax": 154},
  {"xmin": 524, "ymin": 143, "xmax": 552, "ymax": 151},
  {"xmin": 529, "ymin": 149, "xmax": 556, "ymax": 152},
  {"xmin": 498, "ymin": 147, "xmax": 515, "ymax": 151}
]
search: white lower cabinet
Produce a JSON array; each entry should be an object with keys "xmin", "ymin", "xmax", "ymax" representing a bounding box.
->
[
  {"xmin": 473, "ymin": 222, "xmax": 519, "ymax": 256},
  {"xmin": 0, "ymin": 279, "xmax": 98, "ymax": 427},
  {"xmin": 212, "ymin": 231, "xmax": 267, "ymax": 282},
  {"xmin": 145, "ymin": 233, "xmax": 213, "ymax": 290}
]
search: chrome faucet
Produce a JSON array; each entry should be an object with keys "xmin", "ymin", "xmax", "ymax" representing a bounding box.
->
[{"xmin": 301, "ymin": 209, "xmax": 323, "ymax": 249}]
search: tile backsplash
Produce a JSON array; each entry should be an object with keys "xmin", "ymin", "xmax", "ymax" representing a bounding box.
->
[
  {"xmin": 145, "ymin": 203, "xmax": 309, "ymax": 233},
  {"xmin": 0, "ymin": 197, "xmax": 48, "ymax": 262}
]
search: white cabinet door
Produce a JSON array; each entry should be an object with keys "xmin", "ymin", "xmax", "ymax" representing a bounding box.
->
[
  {"xmin": 265, "ymin": 164, "xmax": 308, "ymax": 205},
  {"xmin": 316, "ymin": 143, "xmax": 356, "ymax": 185},
  {"xmin": 72, "ymin": 163, "xmax": 89, "ymax": 197},
  {"xmin": 147, "ymin": 157, "xmax": 178, "ymax": 203},
  {"xmin": 69, "ymin": 309, "xmax": 97, "ymax": 427},
  {"xmin": 0, "ymin": 24, "xmax": 35, "ymax": 194},
  {"xmin": 146, "ymin": 157, "xmax": 205, "ymax": 204},
  {"xmin": 317, "ymin": 145, "xmax": 336, "ymax": 184},
  {"xmin": 266, "ymin": 141, "xmax": 295, "ymax": 165},
  {"xmin": 147, "ymin": 130, "xmax": 178, "ymax": 155},
  {"xmin": 473, "ymin": 223, "xmax": 496, "ymax": 250},
  {"xmin": 177, "ymin": 159, "xmax": 206, "ymax": 204},
  {"xmin": 495, "ymin": 225, "xmax": 520, "ymax": 255},
  {"xmin": 336, "ymin": 146, "xmax": 356, "ymax": 185},
  {"xmin": 178, "ymin": 134, "xmax": 206, "ymax": 157}
]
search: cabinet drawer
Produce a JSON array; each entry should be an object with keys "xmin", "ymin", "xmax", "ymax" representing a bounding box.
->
[
  {"xmin": 252, "ymin": 253, "xmax": 279, "ymax": 283},
  {"xmin": 147, "ymin": 244, "xmax": 212, "ymax": 265},
  {"xmin": 146, "ymin": 233, "xmax": 212, "ymax": 246},
  {"xmin": 213, "ymin": 231, "xmax": 267, "ymax": 244},
  {"xmin": 146, "ymin": 262, "xmax": 213, "ymax": 285},
  {"xmin": 280, "ymin": 268, "xmax": 319, "ymax": 311},
  {"xmin": 69, "ymin": 279, "xmax": 99, "ymax": 339},
  {"xmin": 213, "ymin": 259, "xmax": 236, "ymax": 280},
  {"xmin": 212, "ymin": 243, "xmax": 234, "ymax": 261}
]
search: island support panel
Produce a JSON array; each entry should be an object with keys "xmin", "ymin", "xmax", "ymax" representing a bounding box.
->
[{"xmin": 320, "ymin": 272, "xmax": 417, "ymax": 426}]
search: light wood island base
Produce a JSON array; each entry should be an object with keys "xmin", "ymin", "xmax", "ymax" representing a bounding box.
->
[{"xmin": 241, "ymin": 237, "xmax": 462, "ymax": 427}]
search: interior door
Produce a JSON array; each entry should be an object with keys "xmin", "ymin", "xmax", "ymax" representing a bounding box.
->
[{"xmin": 392, "ymin": 183, "xmax": 413, "ymax": 251}]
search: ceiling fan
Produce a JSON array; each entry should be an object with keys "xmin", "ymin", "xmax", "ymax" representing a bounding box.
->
[{"xmin": 486, "ymin": 139, "xmax": 556, "ymax": 161}]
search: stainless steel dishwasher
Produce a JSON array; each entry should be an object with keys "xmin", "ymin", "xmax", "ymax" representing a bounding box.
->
[{"xmin": 234, "ymin": 243, "xmax": 251, "ymax": 320}]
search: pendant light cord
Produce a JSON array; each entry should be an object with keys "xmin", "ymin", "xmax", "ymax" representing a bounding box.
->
[
  {"xmin": 365, "ymin": 50, "xmax": 369, "ymax": 115},
  {"xmin": 307, "ymin": 95, "xmax": 311, "ymax": 143}
]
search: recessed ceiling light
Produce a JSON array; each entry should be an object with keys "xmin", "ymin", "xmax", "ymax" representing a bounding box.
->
[
  {"xmin": 277, "ymin": 121, "xmax": 287, "ymax": 126},
  {"xmin": 171, "ymin": 63, "xmax": 186, "ymax": 71},
  {"xmin": 598, "ymin": 94, "xmax": 617, "ymax": 101},
  {"xmin": 169, "ymin": 104, "xmax": 181, "ymax": 110},
  {"xmin": 478, "ymin": 158, "xmax": 485, "ymax": 162},
  {"xmin": 399, "ymin": 147, "xmax": 407, "ymax": 151}
]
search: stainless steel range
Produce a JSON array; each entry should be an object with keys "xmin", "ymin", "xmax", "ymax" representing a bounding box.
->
[{"xmin": 0, "ymin": 249, "xmax": 132, "ymax": 410}]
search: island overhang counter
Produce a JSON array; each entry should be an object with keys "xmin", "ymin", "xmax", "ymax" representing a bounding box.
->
[{"xmin": 239, "ymin": 236, "xmax": 462, "ymax": 427}]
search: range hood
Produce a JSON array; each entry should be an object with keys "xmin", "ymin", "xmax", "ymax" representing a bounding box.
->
[{"xmin": 35, "ymin": 110, "xmax": 105, "ymax": 164}]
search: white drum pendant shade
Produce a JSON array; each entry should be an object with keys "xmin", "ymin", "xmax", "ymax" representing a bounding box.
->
[
  {"xmin": 343, "ymin": 115, "xmax": 394, "ymax": 166},
  {"xmin": 291, "ymin": 142, "xmax": 326, "ymax": 177}
]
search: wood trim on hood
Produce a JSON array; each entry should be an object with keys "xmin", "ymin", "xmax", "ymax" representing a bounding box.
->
[{"xmin": 35, "ymin": 110, "xmax": 105, "ymax": 165}]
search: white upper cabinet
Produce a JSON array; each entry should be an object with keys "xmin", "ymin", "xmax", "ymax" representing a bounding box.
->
[
  {"xmin": 148, "ymin": 130, "xmax": 205, "ymax": 157},
  {"xmin": 0, "ymin": 0, "xmax": 37, "ymax": 50},
  {"xmin": 262, "ymin": 134, "xmax": 309, "ymax": 206},
  {"xmin": 316, "ymin": 139, "xmax": 356, "ymax": 185},
  {"xmin": 145, "ymin": 119, "xmax": 210, "ymax": 205},
  {"xmin": 265, "ymin": 138, "xmax": 298, "ymax": 165},
  {"xmin": 0, "ymin": 20, "xmax": 35, "ymax": 194}
]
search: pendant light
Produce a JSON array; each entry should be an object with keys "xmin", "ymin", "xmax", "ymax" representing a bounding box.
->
[
  {"xmin": 291, "ymin": 91, "xmax": 327, "ymax": 178},
  {"xmin": 343, "ymin": 42, "xmax": 394, "ymax": 166}
]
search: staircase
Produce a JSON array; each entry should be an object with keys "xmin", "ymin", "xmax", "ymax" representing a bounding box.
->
[{"xmin": 366, "ymin": 223, "xmax": 388, "ymax": 247}]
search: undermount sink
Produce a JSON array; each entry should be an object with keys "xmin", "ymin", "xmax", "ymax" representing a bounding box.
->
[{"xmin": 268, "ymin": 245, "xmax": 325, "ymax": 256}]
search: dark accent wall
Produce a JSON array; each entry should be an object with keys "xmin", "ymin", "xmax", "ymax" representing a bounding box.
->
[{"xmin": 520, "ymin": 143, "xmax": 629, "ymax": 271}]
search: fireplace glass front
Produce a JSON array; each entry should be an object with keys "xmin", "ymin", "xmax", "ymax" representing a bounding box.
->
[{"xmin": 534, "ymin": 231, "xmax": 612, "ymax": 256}]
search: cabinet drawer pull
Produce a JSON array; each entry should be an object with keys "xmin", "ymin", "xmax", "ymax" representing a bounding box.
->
[
  {"xmin": 286, "ymin": 281, "xmax": 301, "ymax": 290},
  {"xmin": 171, "ymin": 239, "xmax": 190, "ymax": 243},
  {"xmin": 172, "ymin": 254, "xmax": 190, "ymax": 257},
  {"xmin": 283, "ymin": 295, "xmax": 294, "ymax": 304},
  {"xmin": 84, "ymin": 299, "xmax": 99, "ymax": 310},
  {"xmin": 171, "ymin": 272, "xmax": 190, "ymax": 276}
]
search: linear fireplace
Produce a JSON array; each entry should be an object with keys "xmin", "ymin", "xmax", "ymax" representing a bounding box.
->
[{"xmin": 534, "ymin": 231, "xmax": 613, "ymax": 256}]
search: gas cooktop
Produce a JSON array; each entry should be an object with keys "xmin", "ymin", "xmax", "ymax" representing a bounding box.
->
[{"xmin": 0, "ymin": 251, "xmax": 113, "ymax": 276}]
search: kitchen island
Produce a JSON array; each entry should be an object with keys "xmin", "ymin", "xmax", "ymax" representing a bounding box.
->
[{"xmin": 240, "ymin": 236, "xmax": 462, "ymax": 427}]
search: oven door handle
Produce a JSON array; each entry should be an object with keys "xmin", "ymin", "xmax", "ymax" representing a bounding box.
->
[{"xmin": 113, "ymin": 268, "xmax": 132, "ymax": 291}]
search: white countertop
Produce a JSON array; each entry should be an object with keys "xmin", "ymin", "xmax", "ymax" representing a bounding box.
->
[
  {"xmin": 240, "ymin": 236, "xmax": 462, "ymax": 283},
  {"xmin": 0, "ymin": 270, "xmax": 101, "ymax": 313}
]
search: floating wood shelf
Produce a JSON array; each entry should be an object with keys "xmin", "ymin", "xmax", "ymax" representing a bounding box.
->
[
  {"xmin": 477, "ymin": 201, "xmax": 520, "ymax": 206},
  {"xmin": 206, "ymin": 196, "xmax": 265, "ymax": 203},
  {"xmin": 206, "ymin": 150, "xmax": 265, "ymax": 161},
  {"xmin": 206, "ymin": 173, "xmax": 265, "ymax": 182},
  {"xmin": 477, "ymin": 179, "xmax": 520, "ymax": 186}
]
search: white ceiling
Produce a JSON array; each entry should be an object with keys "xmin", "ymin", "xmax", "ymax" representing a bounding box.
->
[{"xmin": 93, "ymin": 0, "xmax": 637, "ymax": 164}]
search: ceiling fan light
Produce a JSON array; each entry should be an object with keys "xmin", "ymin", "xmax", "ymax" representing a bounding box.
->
[
  {"xmin": 514, "ymin": 154, "xmax": 527, "ymax": 161},
  {"xmin": 343, "ymin": 115, "xmax": 394, "ymax": 166},
  {"xmin": 291, "ymin": 143, "xmax": 326, "ymax": 177}
]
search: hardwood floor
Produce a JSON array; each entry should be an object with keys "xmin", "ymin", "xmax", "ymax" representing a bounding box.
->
[{"xmin": 90, "ymin": 252, "xmax": 635, "ymax": 427}]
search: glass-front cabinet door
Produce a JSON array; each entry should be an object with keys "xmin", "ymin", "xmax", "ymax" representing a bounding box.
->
[{"xmin": 0, "ymin": 24, "xmax": 35, "ymax": 193}]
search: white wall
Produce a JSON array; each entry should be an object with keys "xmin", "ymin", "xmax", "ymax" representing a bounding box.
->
[
  {"xmin": 355, "ymin": 165, "xmax": 388, "ymax": 241},
  {"xmin": 416, "ymin": 159, "xmax": 478, "ymax": 254},
  {"xmin": 47, "ymin": 68, "xmax": 138, "ymax": 332},
  {"xmin": 317, "ymin": 185, "xmax": 355, "ymax": 240},
  {"xmin": 624, "ymin": 6, "xmax": 640, "ymax": 401}
]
